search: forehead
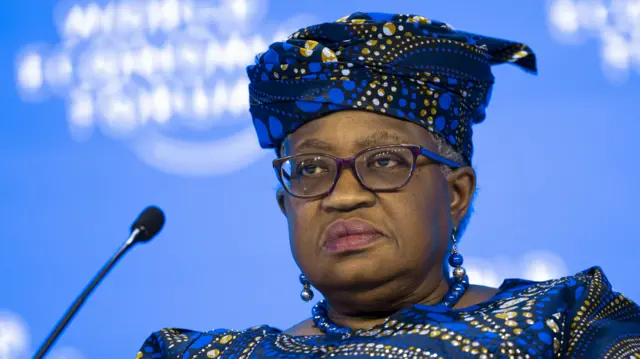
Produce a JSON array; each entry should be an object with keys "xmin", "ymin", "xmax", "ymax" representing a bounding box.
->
[{"xmin": 283, "ymin": 111, "xmax": 434, "ymax": 156}]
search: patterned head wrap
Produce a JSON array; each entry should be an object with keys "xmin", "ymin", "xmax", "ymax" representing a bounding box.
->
[{"xmin": 246, "ymin": 12, "xmax": 537, "ymax": 165}]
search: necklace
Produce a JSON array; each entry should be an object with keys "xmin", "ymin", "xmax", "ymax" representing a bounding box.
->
[{"xmin": 311, "ymin": 275, "xmax": 469, "ymax": 338}]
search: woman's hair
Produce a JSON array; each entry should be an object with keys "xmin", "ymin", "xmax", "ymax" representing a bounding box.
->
[{"xmin": 428, "ymin": 132, "xmax": 476, "ymax": 241}]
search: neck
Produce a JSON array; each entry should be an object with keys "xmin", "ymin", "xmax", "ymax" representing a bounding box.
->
[{"xmin": 324, "ymin": 273, "xmax": 451, "ymax": 330}]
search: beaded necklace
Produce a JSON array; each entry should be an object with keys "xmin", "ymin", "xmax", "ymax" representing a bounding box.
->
[{"xmin": 311, "ymin": 274, "xmax": 469, "ymax": 338}]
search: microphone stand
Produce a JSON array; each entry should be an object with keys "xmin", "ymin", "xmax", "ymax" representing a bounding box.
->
[{"xmin": 32, "ymin": 228, "xmax": 142, "ymax": 359}]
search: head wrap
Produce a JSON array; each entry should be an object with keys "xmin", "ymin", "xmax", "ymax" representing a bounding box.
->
[{"xmin": 246, "ymin": 12, "xmax": 537, "ymax": 165}]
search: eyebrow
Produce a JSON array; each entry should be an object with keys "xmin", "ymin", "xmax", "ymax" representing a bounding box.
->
[
  {"xmin": 293, "ymin": 131, "xmax": 409, "ymax": 154},
  {"xmin": 294, "ymin": 138, "xmax": 335, "ymax": 152},
  {"xmin": 355, "ymin": 131, "xmax": 408, "ymax": 148}
]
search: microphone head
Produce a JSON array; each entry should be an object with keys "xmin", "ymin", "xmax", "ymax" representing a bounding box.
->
[{"xmin": 131, "ymin": 206, "xmax": 165, "ymax": 243}]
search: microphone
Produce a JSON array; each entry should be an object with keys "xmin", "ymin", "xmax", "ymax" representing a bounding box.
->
[{"xmin": 33, "ymin": 206, "xmax": 165, "ymax": 359}]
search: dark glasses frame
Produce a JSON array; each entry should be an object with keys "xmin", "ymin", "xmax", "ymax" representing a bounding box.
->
[{"xmin": 273, "ymin": 144, "xmax": 463, "ymax": 199}]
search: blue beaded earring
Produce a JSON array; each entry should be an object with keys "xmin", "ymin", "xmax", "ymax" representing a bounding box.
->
[
  {"xmin": 448, "ymin": 228, "xmax": 466, "ymax": 280},
  {"xmin": 299, "ymin": 274, "xmax": 314, "ymax": 302},
  {"xmin": 438, "ymin": 227, "xmax": 469, "ymax": 307}
]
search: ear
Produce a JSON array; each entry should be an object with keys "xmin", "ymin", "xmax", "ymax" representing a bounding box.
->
[
  {"xmin": 276, "ymin": 187, "xmax": 287, "ymax": 216},
  {"xmin": 447, "ymin": 167, "xmax": 476, "ymax": 228}
]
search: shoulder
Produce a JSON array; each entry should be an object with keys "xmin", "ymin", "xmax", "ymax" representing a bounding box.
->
[
  {"xmin": 284, "ymin": 318, "xmax": 323, "ymax": 336},
  {"xmin": 456, "ymin": 284, "xmax": 500, "ymax": 308},
  {"xmin": 559, "ymin": 266, "xmax": 640, "ymax": 321},
  {"xmin": 499, "ymin": 267, "xmax": 640, "ymax": 347},
  {"xmin": 495, "ymin": 266, "xmax": 609, "ymax": 293},
  {"xmin": 480, "ymin": 266, "xmax": 640, "ymax": 321},
  {"xmin": 498, "ymin": 266, "xmax": 625, "ymax": 298},
  {"xmin": 558, "ymin": 267, "xmax": 640, "ymax": 357},
  {"xmin": 136, "ymin": 326, "xmax": 280, "ymax": 359}
]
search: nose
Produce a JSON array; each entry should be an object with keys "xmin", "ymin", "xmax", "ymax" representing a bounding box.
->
[{"xmin": 321, "ymin": 167, "xmax": 376, "ymax": 212}]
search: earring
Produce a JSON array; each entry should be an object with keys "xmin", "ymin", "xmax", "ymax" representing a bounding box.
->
[
  {"xmin": 448, "ymin": 228, "xmax": 466, "ymax": 281},
  {"xmin": 299, "ymin": 274, "xmax": 314, "ymax": 302},
  {"xmin": 441, "ymin": 228, "xmax": 469, "ymax": 308}
]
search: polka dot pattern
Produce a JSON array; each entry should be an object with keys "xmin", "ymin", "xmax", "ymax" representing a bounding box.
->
[
  {"xmin": 136, "ymin": 267, "xmax": 640, "ymax": 358},
  {"xmin": 246, "ymin": 12, "xmax": 537, "ymax": 164}
]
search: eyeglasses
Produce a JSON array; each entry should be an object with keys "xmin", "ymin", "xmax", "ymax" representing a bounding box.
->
[{"xmin": 273, "ymin": 144, "xmax": 462, "ymax": 198}]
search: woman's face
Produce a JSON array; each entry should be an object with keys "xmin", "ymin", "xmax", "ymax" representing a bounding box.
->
[{"xmin": 278, "ymin": 111, "xmax": 475, "ymax": 306}]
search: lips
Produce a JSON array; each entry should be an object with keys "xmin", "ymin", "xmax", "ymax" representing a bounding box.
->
[{"xmin": 323, "ymin": 219, "xmax": 383, "ymax": 253}]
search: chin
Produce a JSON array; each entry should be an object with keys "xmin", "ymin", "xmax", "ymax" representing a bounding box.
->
[{"xmin": 316, "ymin": 251, "xmax": 402, "ymax": 290}]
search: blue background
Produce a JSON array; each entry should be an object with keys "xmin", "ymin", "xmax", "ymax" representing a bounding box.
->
[{"xmin": 1, "ymin": 1, "xmax": 639, "ymax": 358}]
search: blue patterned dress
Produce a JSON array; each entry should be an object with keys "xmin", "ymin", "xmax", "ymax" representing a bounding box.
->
[{"xmin": 137, "ymin": 267, "xmax": 640, "ymax": 358}]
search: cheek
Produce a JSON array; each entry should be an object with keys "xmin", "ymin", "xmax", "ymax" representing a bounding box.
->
[
  {"xmin": 285, "ymin": 198, "xmax": 319, "ymax": 267},
  {"xmin": 392, "ymin": 172, "xmax": 451, "ymax": 253}
]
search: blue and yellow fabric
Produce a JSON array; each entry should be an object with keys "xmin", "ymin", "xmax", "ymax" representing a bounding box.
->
[{"xmin": 246, "ymin": 12, "xmax": 537, "ymax": 164}]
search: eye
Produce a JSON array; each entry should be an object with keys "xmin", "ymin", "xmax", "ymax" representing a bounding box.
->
[
  {"xmin": 368, "ymin": 152, "xmax": 410, "ymax": 169},
  {"xmin": 372, "ymin": 156, "xmax": 399, "ymax": 168},
  {"xmin": 363, "ymin": 147, "xmax": 414, "ymax": 171},
  {"xmin": 297, "ymin": 162, "xmax": 328, "ymax": 176}
]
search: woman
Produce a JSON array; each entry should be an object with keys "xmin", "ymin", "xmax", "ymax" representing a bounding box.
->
[{"xmin": 137, "ymin": 12, "xmax": 640, "ymax": 358}]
